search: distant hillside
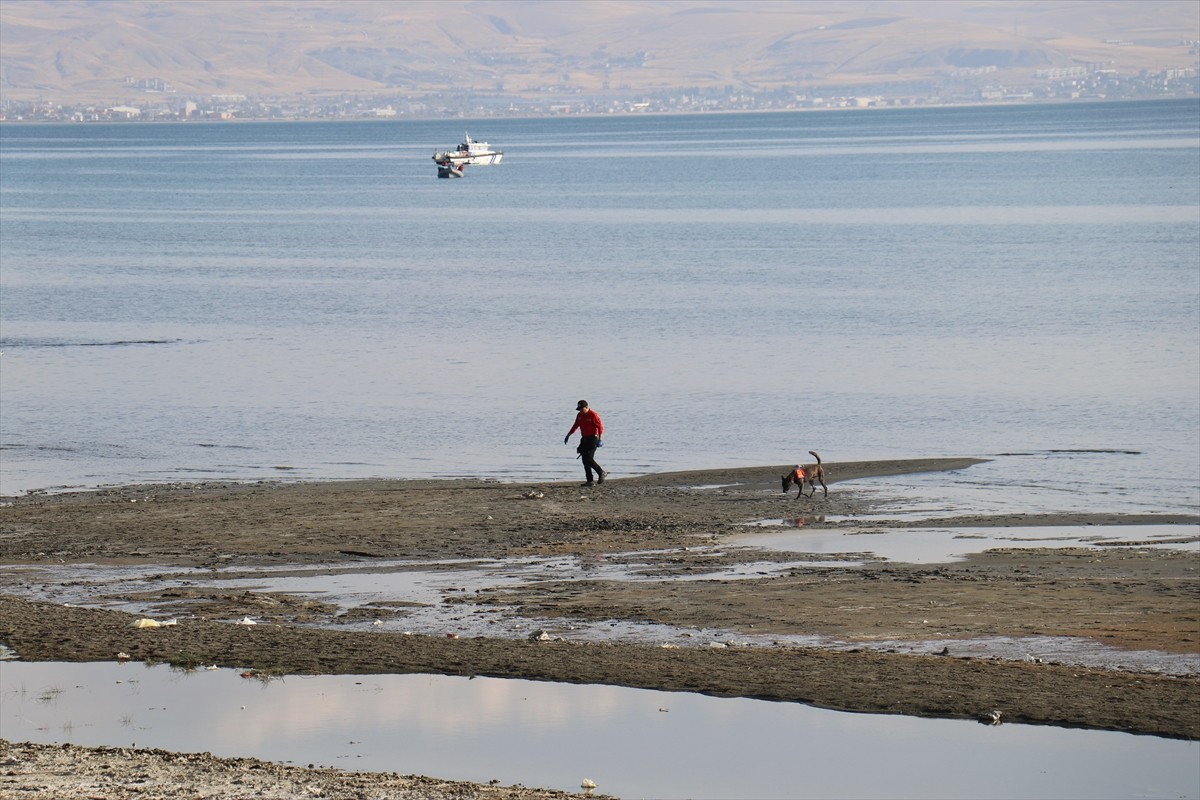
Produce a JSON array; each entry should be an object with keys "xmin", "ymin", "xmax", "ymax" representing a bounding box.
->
[{"xmin": 1, "ymin": 0, "xmax": 1196, "ymax": 103}]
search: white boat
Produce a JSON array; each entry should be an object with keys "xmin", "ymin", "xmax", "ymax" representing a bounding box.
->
[{"xmin": 433, "ymin": 132, "xmax": 503, "ymax": 177}]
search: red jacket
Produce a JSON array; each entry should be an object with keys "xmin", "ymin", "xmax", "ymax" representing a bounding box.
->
[{"xmin": 568, "ymin": 409, "xmax": 603, "ymax": 438}]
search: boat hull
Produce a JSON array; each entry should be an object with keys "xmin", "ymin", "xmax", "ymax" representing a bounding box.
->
[
  {"xmin": 461, "ymin": 152, "xmax": 503, "ymax": 166},
  {"xmin": 433, "ymin": 151, "xmax": 502, "ymax": 167}
]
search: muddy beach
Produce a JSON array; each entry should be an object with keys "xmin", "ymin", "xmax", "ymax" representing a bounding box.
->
[{"xmin": 1, "ymin": 458, "xmax": 1197, "ymax": 798}]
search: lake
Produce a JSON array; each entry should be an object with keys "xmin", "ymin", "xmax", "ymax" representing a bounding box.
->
[{"xmin": 2, "ymin": 100, "xmax": 1197, "ymax": 517}]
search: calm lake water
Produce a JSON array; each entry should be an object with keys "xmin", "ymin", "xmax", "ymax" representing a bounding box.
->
[
  {"xmin": 2, "ymin": 101, "xmax": 1198, "ymax": 516},
  {"xmin": 2, "ymin": 660, "xmax": 1197, "ymax": 800}
]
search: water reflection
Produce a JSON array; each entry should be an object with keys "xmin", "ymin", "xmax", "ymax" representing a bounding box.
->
[
  {"xmin": 2, "ymin": 660, "xmax": 1196, "ymax": 800},
  {"xmin": 736, "ymin": 523, "xmax": 1200, "ymax": 564}
]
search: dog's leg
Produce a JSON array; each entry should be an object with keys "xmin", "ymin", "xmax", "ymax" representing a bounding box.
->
[{"xmin": 809, "ymin": 453, "xmax": 824, "ymax": 497}]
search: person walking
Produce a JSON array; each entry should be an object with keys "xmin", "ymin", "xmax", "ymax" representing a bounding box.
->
[{"xmin": 564, "ymin": 399, "xmax": 607, "ymax": 486}]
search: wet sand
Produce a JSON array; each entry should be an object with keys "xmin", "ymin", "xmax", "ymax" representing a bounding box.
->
[{"xmin": 1, "ymin": 458, "xmax": 1197, "ymax": 798}]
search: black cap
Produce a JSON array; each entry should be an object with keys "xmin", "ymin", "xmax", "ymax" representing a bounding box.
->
[{"xmin": 576, "ymin": 400, "xmax": 588, "ymax": 409}]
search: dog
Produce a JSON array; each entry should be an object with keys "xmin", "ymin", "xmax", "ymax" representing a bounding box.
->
[{"xmin": 781, "ymin": 451, "xmax": 827, "ymax": 498}]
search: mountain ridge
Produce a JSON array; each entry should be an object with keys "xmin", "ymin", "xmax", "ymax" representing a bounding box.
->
[{"xmin": 1, "ymin": 0, "xmax": 1196, "ymax": 103}]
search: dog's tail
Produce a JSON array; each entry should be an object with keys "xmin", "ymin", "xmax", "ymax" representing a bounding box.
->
[{"xmin": 808, "ymin": 450, "xmax": 821, "ymax": 464}]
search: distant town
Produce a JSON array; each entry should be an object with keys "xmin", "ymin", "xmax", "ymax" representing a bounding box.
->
[{"xmin": 2, "ymin": 63, "xmax": 1196, "ymax": 123}]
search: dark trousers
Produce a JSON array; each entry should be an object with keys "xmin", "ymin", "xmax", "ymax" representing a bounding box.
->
[{"xmin": 577, "ymin": 435, "xmax": 603, "ymax": 482}]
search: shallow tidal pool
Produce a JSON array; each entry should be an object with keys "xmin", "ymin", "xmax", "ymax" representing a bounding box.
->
[{"xmin": 1, "ymin": 660, "xmax": 1197, "ymax": 800}]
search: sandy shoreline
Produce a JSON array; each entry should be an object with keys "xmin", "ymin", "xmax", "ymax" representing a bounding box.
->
[{"xmin": 1, "ymin": 458, "xmax": 1197, "ymax": 798}]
